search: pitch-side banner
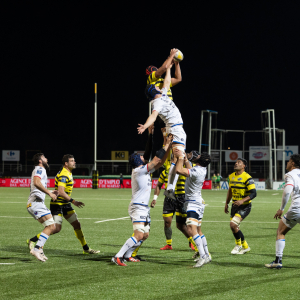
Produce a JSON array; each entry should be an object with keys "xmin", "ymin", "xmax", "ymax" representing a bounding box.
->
[
  {"xmin": 277, "ymin": 146, "xmax": 299, "ymax": 161},
  {"xmin": 220, "ymin": 181, "xmax": 265, "ymax": 190},
  {"xmin": 225, "ymin": 151, "xmax": 243, "ymax": 162},
  {"xmin": 2, "ymin": 150, "xmax": 20, "ymax": 161},
  {"xmin": 249, "ymin": 146, "xmax": 269, "ymax": 161},
  {"xmin": 0, "ymin": 178, "xmax": 213, "ymax": 189}
]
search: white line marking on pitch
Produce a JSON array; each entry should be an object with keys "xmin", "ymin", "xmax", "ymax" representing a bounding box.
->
[
  {"xmin": 0, "ymin": 263, "xmax": 15, "ymax": 265},
  {"xmin": 95, "ymin": 216, "xmax": 130, "ymax": 223}
]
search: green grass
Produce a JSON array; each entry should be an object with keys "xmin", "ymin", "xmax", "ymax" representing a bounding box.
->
[{"xmin": 0, "ymin": 188, "xmax": 299, "ymax": 300}]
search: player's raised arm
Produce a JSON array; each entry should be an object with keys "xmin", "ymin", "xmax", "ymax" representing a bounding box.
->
[
  {"xmin": 174, "ymin": 149, "xmax": 190, "ymax": 177},
  {"xmin": 155, "ymin": 48, "xmax": 178, "ymax": 78},
  {"xmin": 137, "ymin": 111, "xmax": 159, "ymax": 134},
  {"xmin": 171, "ymin": 60, "xmax": 182, "ymax": 87},
  {"xmin": 147, "ymin": 134, "xmax": 173, "ymax": 171}
]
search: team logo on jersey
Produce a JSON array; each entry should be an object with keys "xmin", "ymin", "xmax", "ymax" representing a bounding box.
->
[
  {"xmin": 238, "ymin": 177, "xmax": 242, "ymax": 181},
  {"xmin": 232, "ymin": 177, "xmax": 235, "ymax": 180},
  {"xmin": 37, "ymin": 170, "xmax": 42, "ymax": 175},
  {"xmin": 181, "ymin": 138, "xmax": 184, "ymax": 141},
  {"xmin": 34, "ymin": 211, "xmax": 38, "ymax": 215}
]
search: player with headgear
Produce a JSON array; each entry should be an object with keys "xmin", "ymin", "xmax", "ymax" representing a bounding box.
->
[
  {"xmin": 174, "ymin": 149, "xmax": 212, "ymax": 267},
  {"xmin": 224, "ymin": 158, "xmax": 257, "ymax": 255},
  {"xmin": 145, "ymin": 49, "xmax": 182, "ymax": 103},
  {"xmin": 138, "ymin": 49, "xmax": 185, "ymax": 200},
  {"xmin": 111, "ymin": 135, "xmax": 173, "ymax": 266}
]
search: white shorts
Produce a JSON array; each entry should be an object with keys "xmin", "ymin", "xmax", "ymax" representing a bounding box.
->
[
  {"xmin": 27, "ymin": 202, "xmax": 51, "ymax": 220},
  {"xmin": 184, "ymin": 201, "xmax": 205, "ymax": 220},
  {"xmin": 282, "ymin": 206, "xmax": 300, "ymax": 228},
  {"xmin": 128, "ymin": 203, "xmax": 151, "ymax": 224},
  {"xmin": 167, "ymin": 125, "xmax": 186, "ymax": 146}
]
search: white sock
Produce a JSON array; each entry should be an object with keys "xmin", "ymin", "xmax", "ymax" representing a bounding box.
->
[
  {"xmin": 116, "ymin": 236, "xmax": 138, "ymax": 258},
  {"xmin": 124, "ymin": 240, "xmax": 143, "ymax": 258},
  {"xmin": 167, "ymin": 163, "xmax": 179, "ymax": 191},
  {"xmin": 201, "ymin": 235, "xmax": 209, "ymax": 256},
  {"xmin": 35, "ymin": 233, "xmax": 49, "ymax": 249},
  {"xmin": 276, "ymin": 239, "xmax": 285, "ymax": 259},
  {"xmin": 193, "ymin": 234, "xmax": 206, "ymax": 258}
]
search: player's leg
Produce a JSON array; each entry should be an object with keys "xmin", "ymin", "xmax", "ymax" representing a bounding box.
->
[
  {"xmin": 160, "ymin": 197, "xmax": 175, "ymax": 250},
  {"xmin": 198, "ymin": 225, "xmax": 211, "ymax": 262},
  {"xmin": 125, "ymin": 225, "xmax": 150, "ymax": 262},
  {"xmin": 265, "ymin": 211, "xmax": 294, "ymax": 269},
  {"xmin": 63, "ymin": 204, "xmax": 99, "ymax": 254},
  {"xmin": 131, "ymin": 209, "xmax": 151, "ymax": 261},
  {"xmin": 186, "ymin": 204, "xmax": 207, "ymax": 267},
  {"xmin": 27, "ymin": 203, "xmax": 55, "ymax": 262}
]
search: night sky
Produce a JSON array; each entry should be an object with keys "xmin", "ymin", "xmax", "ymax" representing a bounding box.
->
[{"xmin": 3, "ymin": 2, "xmax": 299, "ymax": 165}]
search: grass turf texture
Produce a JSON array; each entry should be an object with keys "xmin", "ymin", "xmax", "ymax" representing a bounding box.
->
[{"xmin": 1, "ymin": 188, "xmax": 300, "ymax": 300}]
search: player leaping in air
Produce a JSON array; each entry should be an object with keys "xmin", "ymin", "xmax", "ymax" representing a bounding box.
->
[{"xmin": 138, "ymin": 49, "xmax": 186, "ymax": 200}]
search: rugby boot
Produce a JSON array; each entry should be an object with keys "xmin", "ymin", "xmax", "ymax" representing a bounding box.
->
[
  {"xmin": 193, "ymin": 257, "xmax": 206, "ymax": 268},
  {"xmin": 30, "ymin": 248, "xmax": 46, "ymax": 262},
  {"xmin": 124, "ymin": 257, "xmax": 140, "ymax": 262},
  {"xmin": 160, "ymin": 245, "xmax": 173, "ymax": 250},
  {"xmin": 265, "ymin": 261, "xmax": 282, "ymax": 269},
  {"xmin": 231, "ymin": 245, "xmax": 243, "ymax": 254},
  {"xmin": 83, "ymin": 248, "xmax": 100, "ymax": 254},
  {"xmin": 133, "ymin": 255, "xmax": 146, "ymax": 261},
  {"xmin": 192, "ymin": 252, "xmax": 200, "ymax": 260},
  {"xmin": 26, "ymin": 239, "xmax": 36, "ymax": 251},
  {"xmin": 237, "ymin": 246, "xmax": 251, "ymax": 254},
  {"xmin": 111, "ymin": 256, "xmax": 127, "ymax": 266}
]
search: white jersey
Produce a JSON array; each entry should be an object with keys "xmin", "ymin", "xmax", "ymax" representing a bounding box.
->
[
  {"xmin": 185, "ymin": 165, "xmax": 207, "ymax": 203},
  {"xmin": 28, "ymin": 166, "xmax": 48, "ymax": 204},
  {"xmin": 285, "ymin": 168, "xmax": 300, "ymax": 207},
  {"xmin": 151, "ymin": 88, "xmax": 183, "ymax": 128},
  {"xmin": 130, "ymin": 164, "xmax": 155, "ymax": 206}
]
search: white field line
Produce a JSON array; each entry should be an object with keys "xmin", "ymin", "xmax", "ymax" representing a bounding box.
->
[
  {"xmin": 0, "ymin": 263, "xmax": 15, "ymax": 265},
  {"xmin": 94, "ymin": 216, "xmax": 130, "ymax": 223},
  {"xmin": 0, "ymin": 215, "xmax": 279, "ymax": 224}
]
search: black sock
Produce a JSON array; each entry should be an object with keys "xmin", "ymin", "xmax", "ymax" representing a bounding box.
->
[
  {"xmin": 83, "ymin": 244, "xmax": 89, "ymax": 251},
  {"xmin": 240, "ymin": 231, "xmax": 245, "ymax": 242},
  {"xmin": 275, "ymin": 256, "xmax": 282, "ymax": 263},
  {"xmin": 30, "ymin": 236, "xmax": 39, "ymax": 242},
  {"xmin": 233, "ymin": 231, "xmax": 242, "ymax": 240}
]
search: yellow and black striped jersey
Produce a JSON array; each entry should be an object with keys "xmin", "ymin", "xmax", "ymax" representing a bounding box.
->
[
  {"xmin": 228, "ymin": 171, "xmax": 256, "ymax": 205},
  {"xmin": 158, "ymin": 163, "xmax": 195, "ymax": 195},
  {"xmin": 147, "ymin": 72, "xmax": 173, "ymax": 100},
  {"xmin": 52, "ymin": 167, "xmax": 74, "ymax": 205}
]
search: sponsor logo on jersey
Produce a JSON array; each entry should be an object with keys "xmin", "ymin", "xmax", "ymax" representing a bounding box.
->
[
  {"xmin": 238, "ymin": 177, "xmax": 242, "ymax": 181},
  {"xmin": 61, "ymin": 177, "xmax": 67, "ymax": 183},
  {"xmin": 248, "ymin": 179, "xmax": 254, "ymax": 184},
  {"xmin": 34, "ymin": 211, "xmax": 38, "ymax": 215},
  {"xmin": 37, "ymin": 170, "xmax": 42, "ymax": 175}
]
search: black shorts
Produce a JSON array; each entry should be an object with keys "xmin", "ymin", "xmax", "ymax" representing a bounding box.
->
[
  {"xmin": 162, "ymin": 197, "xmax": 176, "ymax": 217},
  {"xmin": 50, "ymin": 203, "xmax": 75, "ymax": 216},
  {"xmin": 230, "ymin": 202, "xmax": 252, "ymax": 220},
  {"xmin": 175, "ymin": 195, "xmax": 187, "ymax": 224}
]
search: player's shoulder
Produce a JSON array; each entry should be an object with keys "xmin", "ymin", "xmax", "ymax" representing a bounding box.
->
[
  {"xmin": 57, "ymin": 168, "xmax": 71, "ymax": 179},
  {"xmin": 228, "ymin": 172, "xmax": 235, "ymax": 179},
  {"xmin": 243, "ymin": 172, "xmax": 253, "ymax": 180}
]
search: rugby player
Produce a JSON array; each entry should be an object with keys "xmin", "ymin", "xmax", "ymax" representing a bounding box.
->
[
  {"xmin": 26, "ymin": 153, "xmax": 57, "ymax": 262},
  {"xmin": 28, "ymin": 154, "xmax": 99, "ymax": 254},
  {"xmin": 224, "ymin": 158, "xmax": 256, "ymax": 254},
  {"xmin": 138, "ymin": 52, "xmax": 186, "ymax": 200},
  {"xmin": 151, "ymin": 151, "xmax": 200, "ymax": 254},
  {"xmin": 111, "ymin": 135, "xmax": 173, "ymax": 266},
  {"xmin": 174, "ymin": 149, "xmax": 212, "ymax": 267},
  {"xmin": 265, "ymin": 154, "xmax": 300, "ymax": 269},
  {"xmin": 146, "ymin": 49, "xmax": 182, "ymax": 101}
]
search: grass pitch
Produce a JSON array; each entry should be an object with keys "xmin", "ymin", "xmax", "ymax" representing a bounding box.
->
[{"xmin": 1, "ymin": 188, "xmax": 300, "ymax": 300}]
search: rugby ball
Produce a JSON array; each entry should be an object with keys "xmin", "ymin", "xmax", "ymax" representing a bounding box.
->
[{"xmin": 174, "ymin": 50, "xmax": 184, "ymax": 62}]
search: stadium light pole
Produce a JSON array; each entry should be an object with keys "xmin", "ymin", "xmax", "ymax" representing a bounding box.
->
[{"xmin": 94, "ymin": 83, "xmax": 97, "ymax": 171}]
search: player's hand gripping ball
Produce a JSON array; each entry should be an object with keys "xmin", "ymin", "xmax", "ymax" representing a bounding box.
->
[{"xmin": 174, "ymin": 49, "xmax": 184, "ymax": 62}]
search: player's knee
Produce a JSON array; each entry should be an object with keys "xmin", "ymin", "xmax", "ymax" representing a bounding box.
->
[
  {"xmin": 143, "ymin": 232, "xmax": 149, "ymax": 240},
  {"xmin": 164, "ymin": 220, "xmax": 172, "ymax": 227},
  {"xmin": 67, "ymin": 213, "xmax": 79, "ymax": 227}
]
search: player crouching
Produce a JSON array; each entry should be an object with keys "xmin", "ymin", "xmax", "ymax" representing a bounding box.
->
[{"xmin": 111, "ymin": 135, "xmax": 173, "ymax": 266}]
